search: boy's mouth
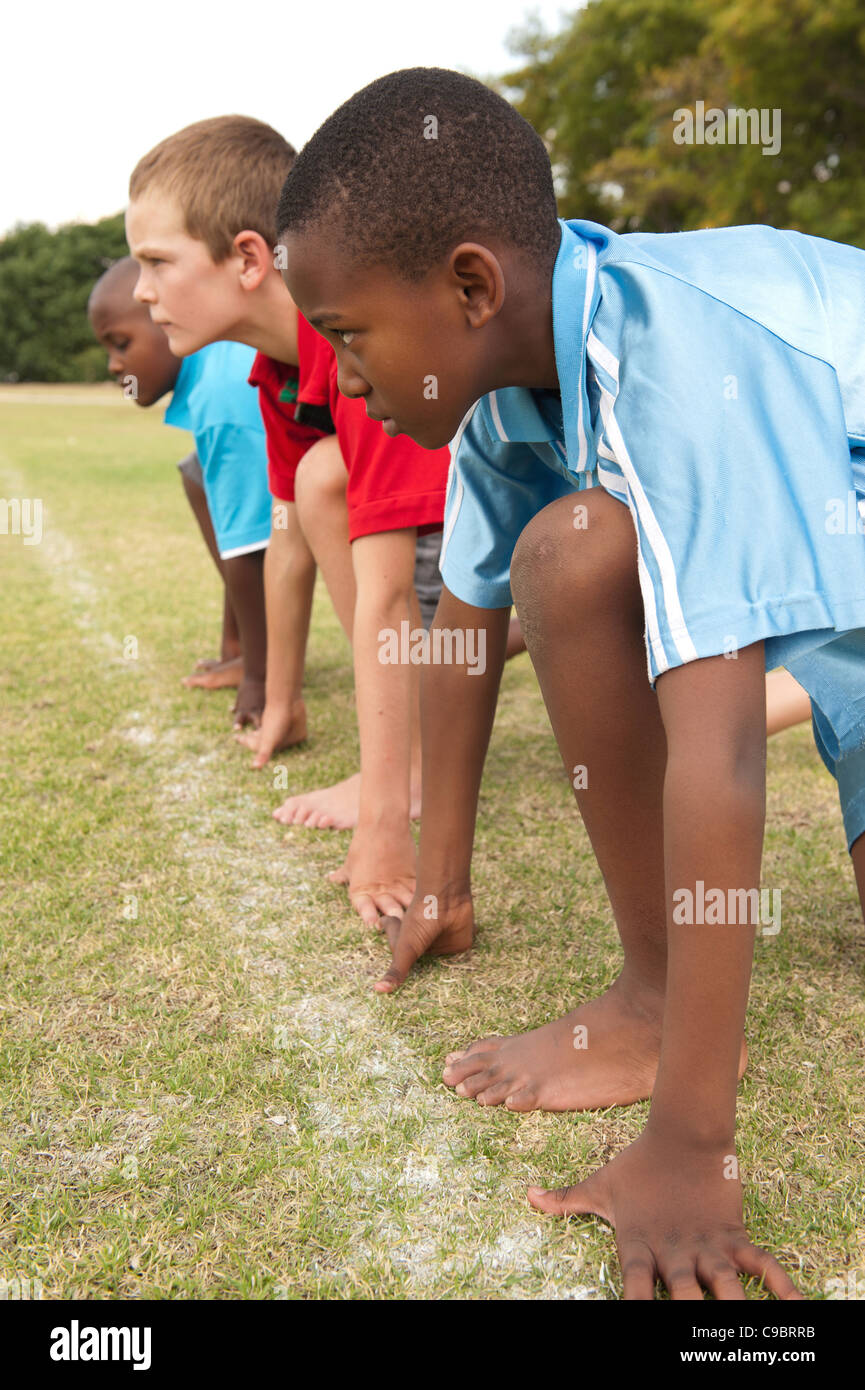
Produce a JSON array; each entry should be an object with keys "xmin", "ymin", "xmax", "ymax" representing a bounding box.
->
[{"xmin": 366, "ymin": 406, "xmax": 399, "ymax": 436}]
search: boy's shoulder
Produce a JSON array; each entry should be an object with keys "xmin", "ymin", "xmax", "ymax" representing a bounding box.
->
[
  {"xmin": 561, "ymin": 217, "xmax": 863, "ymax": 368},
  {"xmin": 180, "ymin": 339, "xmax": 257, "ymax": 383},
  {"xmin": 248, "ymin": 349, "xmax": 305, "ymax": 420},
  {"xmin": 165, "ymin": 341, "xmax": 262, "ymax": 435}
]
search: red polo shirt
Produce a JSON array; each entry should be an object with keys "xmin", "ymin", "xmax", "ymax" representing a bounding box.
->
[
  {"xmin": 247, "ymin": 356, "xmax": 326, "ymax": 502},
  {"xmin": 250, "ymin": 315, "xmax": 448, "ymax": 541}
]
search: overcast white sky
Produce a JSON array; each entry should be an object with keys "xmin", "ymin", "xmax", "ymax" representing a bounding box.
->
[{"xmin": 2, "ymin": 0, "xmax": 577, "ymax": 236}]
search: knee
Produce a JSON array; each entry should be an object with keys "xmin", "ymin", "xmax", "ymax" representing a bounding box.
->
[
  {"xmin": 294, "ymin": 435, "xmax": 346, "ymax": 516},
  {"xmin": 511, "ymin": 488, "xmax": 637, "ymax": 616}
]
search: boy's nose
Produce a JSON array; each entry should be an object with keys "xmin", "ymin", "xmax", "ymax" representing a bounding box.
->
[
  {"xmin": 132, "ymin": 272, "xmax": 152, "ymax": 304},
  {"xmin": 336, "ymin": 363, "xmax": 368, "ymax": 400}
]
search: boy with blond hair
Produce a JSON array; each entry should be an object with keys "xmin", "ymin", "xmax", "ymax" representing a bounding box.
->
[{"xmin": 126, "ymin": 116, "xmax": 453, "ymax": 919}]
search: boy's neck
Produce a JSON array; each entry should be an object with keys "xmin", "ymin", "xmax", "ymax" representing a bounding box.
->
[
  {"xmin": 488, "ymin": 266, "xmax": 558, "ymax": 395},
  {"xmin": 227, "ymin": 270, "xmax": 299, "ymax": 365}
]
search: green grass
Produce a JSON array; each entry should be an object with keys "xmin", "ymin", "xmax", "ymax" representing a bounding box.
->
[{"xmin": 0, "ymin": 384, "xmax": 863, "ymax": 1300}]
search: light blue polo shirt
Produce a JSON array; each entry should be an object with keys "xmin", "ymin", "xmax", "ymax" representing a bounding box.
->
[
  {"xmin": 440, "ymin": 217, "xmax": 865, "ymax": 847},
  {"xmin": 165, "ymin": 341, "xmax": 271, "ymax": 558},
  {"xmin": 440, "ymin": 218, "xmax": 865, "ymax": 684}
]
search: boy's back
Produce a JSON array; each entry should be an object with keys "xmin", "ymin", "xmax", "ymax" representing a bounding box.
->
[
  {"xmin": 164, "ymin": 340, "xmax": 272, "ymax": 561},
  {"xmin": 442, "ymin": 218, "xmax": 865, "ymax": 684}
]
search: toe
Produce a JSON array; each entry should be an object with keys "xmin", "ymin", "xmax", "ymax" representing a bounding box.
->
[
  {"xmin": 474, "ymin": 1079, "xmax": 516, "ymax": 1107},
  {"xmin": 454, "ymin": 1067, "xmax": 501, "ymax": 1100},
  {"xmin": 503, "ymin": 1086, "xmax": 540, "ymax": 1113},
  {"xmin": 443, "ymin": 1050, "xmax": 497, "ymax": 1086},
  {"xmin": 445, "ymin": 1036, "xmax": 503, "ymax": 1067}
]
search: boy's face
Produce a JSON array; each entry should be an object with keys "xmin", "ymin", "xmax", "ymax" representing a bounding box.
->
[
  {"xmin": 89, "ymin": 295, "xmax": 179, "ymax": 406},
  {"xmin": 279, "ymin": 230, "xmax": 491, "ymax": 449},
  {"xmin": 125, "ymin": 192, "xmax": 245, "ymax": 357}
]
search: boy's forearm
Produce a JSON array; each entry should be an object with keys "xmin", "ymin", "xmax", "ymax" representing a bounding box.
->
[
  {"xmin": 221, "ymin": 552, "xmax": 266, "ymax": 682},
  {"xmin": 353, "ymin": 587, "xmax": 416, "ymax": 826},
  {"xmin": 417, "ymin": 591, "xmax": 511, "ymax": 892},
  {"xmin": 263, "ymin": 504, "xmax": 316, "ymax": 706},
  {"xmin": 649, "ymin": 645, "xmax": 767, "ymax": 1146}
]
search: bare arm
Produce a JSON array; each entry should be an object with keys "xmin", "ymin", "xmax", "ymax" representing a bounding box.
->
[
  {"xmin": 335, "ymin": 528, "xmax": 420, "ymax": 923},
  {"xmin": 531, "ymin": 642, "xmax": 801, "ymax": 1300},
  {"xmin": 223, "ymin": 550, "xmax": 267, "ymax": 728},
  {"xmin": 375, "ymin": 587, "xmax": 511, "ymax": 991},
  {"xmin": 240, "ymin": 498, "xmax": 316, "ymax": 767}
]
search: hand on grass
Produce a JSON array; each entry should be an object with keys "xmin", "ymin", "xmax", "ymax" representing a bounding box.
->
[
  {"xmin": 375, "ymin": 890, "xmax": 474, "ymax": 994},
  {"xmin": 329, "ymin": 824, "xmax": 417, "ymax": 927},
  {"xmin": 528, "ymin": 1128, "xmax": 802, "ymax": 1301},
  {"xmin": 235, "ymin": 698, "xmax": 308, "ymax": 766}
]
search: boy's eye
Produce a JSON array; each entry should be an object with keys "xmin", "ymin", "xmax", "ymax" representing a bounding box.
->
[{"xmin": 337, "ymin": 330, "xmax": 355, "ymax": 347}]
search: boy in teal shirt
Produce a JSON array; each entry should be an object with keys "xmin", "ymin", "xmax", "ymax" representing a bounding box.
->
[{"xmin": 89, "ymin": 259, "xmax": 270, "ymax": 726}]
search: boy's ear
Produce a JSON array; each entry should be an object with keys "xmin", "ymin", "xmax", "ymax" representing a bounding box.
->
[
  {"xmin": 449, "ymin": 244, "xmax": 506, "ymax": 328},
  {"xmin": 234, "ymin": 229, "xmax": 276, "ymax": 291}
]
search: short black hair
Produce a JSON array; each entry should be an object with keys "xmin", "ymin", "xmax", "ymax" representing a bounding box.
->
[
  {"xmin": 276, "ymin": 67, "xmax": 560, "ymax": 282},
  {"xmin": 88, "ymin": 257, "xmax": 139, "ymax": 311}
]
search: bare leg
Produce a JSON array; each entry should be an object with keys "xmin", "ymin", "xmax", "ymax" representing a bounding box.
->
[
  {"xmin": 294, "ymin": 436, "xmax": 356, "ymax": 640},
  {"xmin": 268, "ymin": 439, "xmax": 361, "ymax": 826},
  {"xmin": 506, "ymin": 612, "xmax": 526, "ymax": 659},
  {"xmin": 274, "ymin": 438, "xmax": 423, "ymax": 829},
  {"xmin": 445, "ymin": 489, "xmax": 745, "ymax": 1110},
  {"xmin": 766, "ymin": 668, "xmax": 811, "ymax": 736}
]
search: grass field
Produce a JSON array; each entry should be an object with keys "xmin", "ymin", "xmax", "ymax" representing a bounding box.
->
[{"xmin": 1, "ymin": 384, "xmax": 863, "ymax": 1300}]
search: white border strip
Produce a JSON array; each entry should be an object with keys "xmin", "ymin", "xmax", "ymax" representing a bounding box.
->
[
  {"xmin": 439, "ymin": 400, "xmax": 481, "ymax": 568},
  {"xmin": 220, "ymin": 538, "xmax": 270, "ymax": 559},
  {"xmin": 598, "ymin": 383, "xmax": 698, "ymax": 665}
]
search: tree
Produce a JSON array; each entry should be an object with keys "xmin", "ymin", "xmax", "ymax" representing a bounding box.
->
[
  {"xmin": 0, "ymin": 213, "xmax": 128, "ymax": 381},
  {"xmin": 500, "ymin": 0, "xmax": 865, "ymax": 243}
]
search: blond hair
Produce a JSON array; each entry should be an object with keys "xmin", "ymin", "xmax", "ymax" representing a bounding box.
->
[{"xmin": 129, "ymin": 115, "xmax": 296, "ymax": 262}]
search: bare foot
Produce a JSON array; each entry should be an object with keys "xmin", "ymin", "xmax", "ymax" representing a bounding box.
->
[
  {"xmin": 193, "ymin": 639, "xmax": 241, "ymax": 673},
  {"xmin": 273, "ymin": 770, "xmax": 422, "ymax": 831},
  {"xmin": 183, "ymin": 656, "xmax": 243, "ymax": 690},
  {"xmin": 274, "ymin": 772, "xmax": 361, "ymax": 830},
  {"xmin": 442, "ymin": 978, "xmax": 748, "ymax": 1112}
]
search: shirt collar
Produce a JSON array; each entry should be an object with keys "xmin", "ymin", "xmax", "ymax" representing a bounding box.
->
[
  {"xmin": 482, "ymin": 384, "xmax": 561, "ymax": 444},
  {"xmin": 552, "ymin": 218, "xmax": 610, "ymax": 471},
  {"xmin": 477, "ymin": 220, "xmax": 609, "ymax": 456}
]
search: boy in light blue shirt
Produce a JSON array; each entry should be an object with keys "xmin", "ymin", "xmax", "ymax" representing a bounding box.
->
[
  {"xmin": 164, "ymin": 340, "xmax": 272, "ymax": 563},
  {"xmin": 275, "ymin": 66, "xmax": 865, "ymax": 1300}
]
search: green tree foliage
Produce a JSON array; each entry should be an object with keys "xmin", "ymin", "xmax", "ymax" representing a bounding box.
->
[
  {"xmin": 0, "ymin": 213, "xmax": 127, "ymax": 382},
  {"xmin": 501, "ymin": 0, "xmax": 865, "ymax": 242}
]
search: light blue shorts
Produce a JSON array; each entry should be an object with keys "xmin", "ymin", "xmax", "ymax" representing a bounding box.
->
[{"xmin": 785, "ymin": 627, "xmax": 865, "ymax": 851}]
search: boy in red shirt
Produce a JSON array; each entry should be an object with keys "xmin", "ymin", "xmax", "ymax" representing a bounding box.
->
[{"xmin": 240, "ymin": 308, "xmax": 452, "ymax": 920}]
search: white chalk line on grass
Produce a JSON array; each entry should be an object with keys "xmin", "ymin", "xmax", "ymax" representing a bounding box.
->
[
  {"xmin": 278, "ymin": 993, "xmax": 602, "ymax": 1298},
  {"xmin": 9, "ymin": 475, "xmax": 604, "ymax": 1300}
]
